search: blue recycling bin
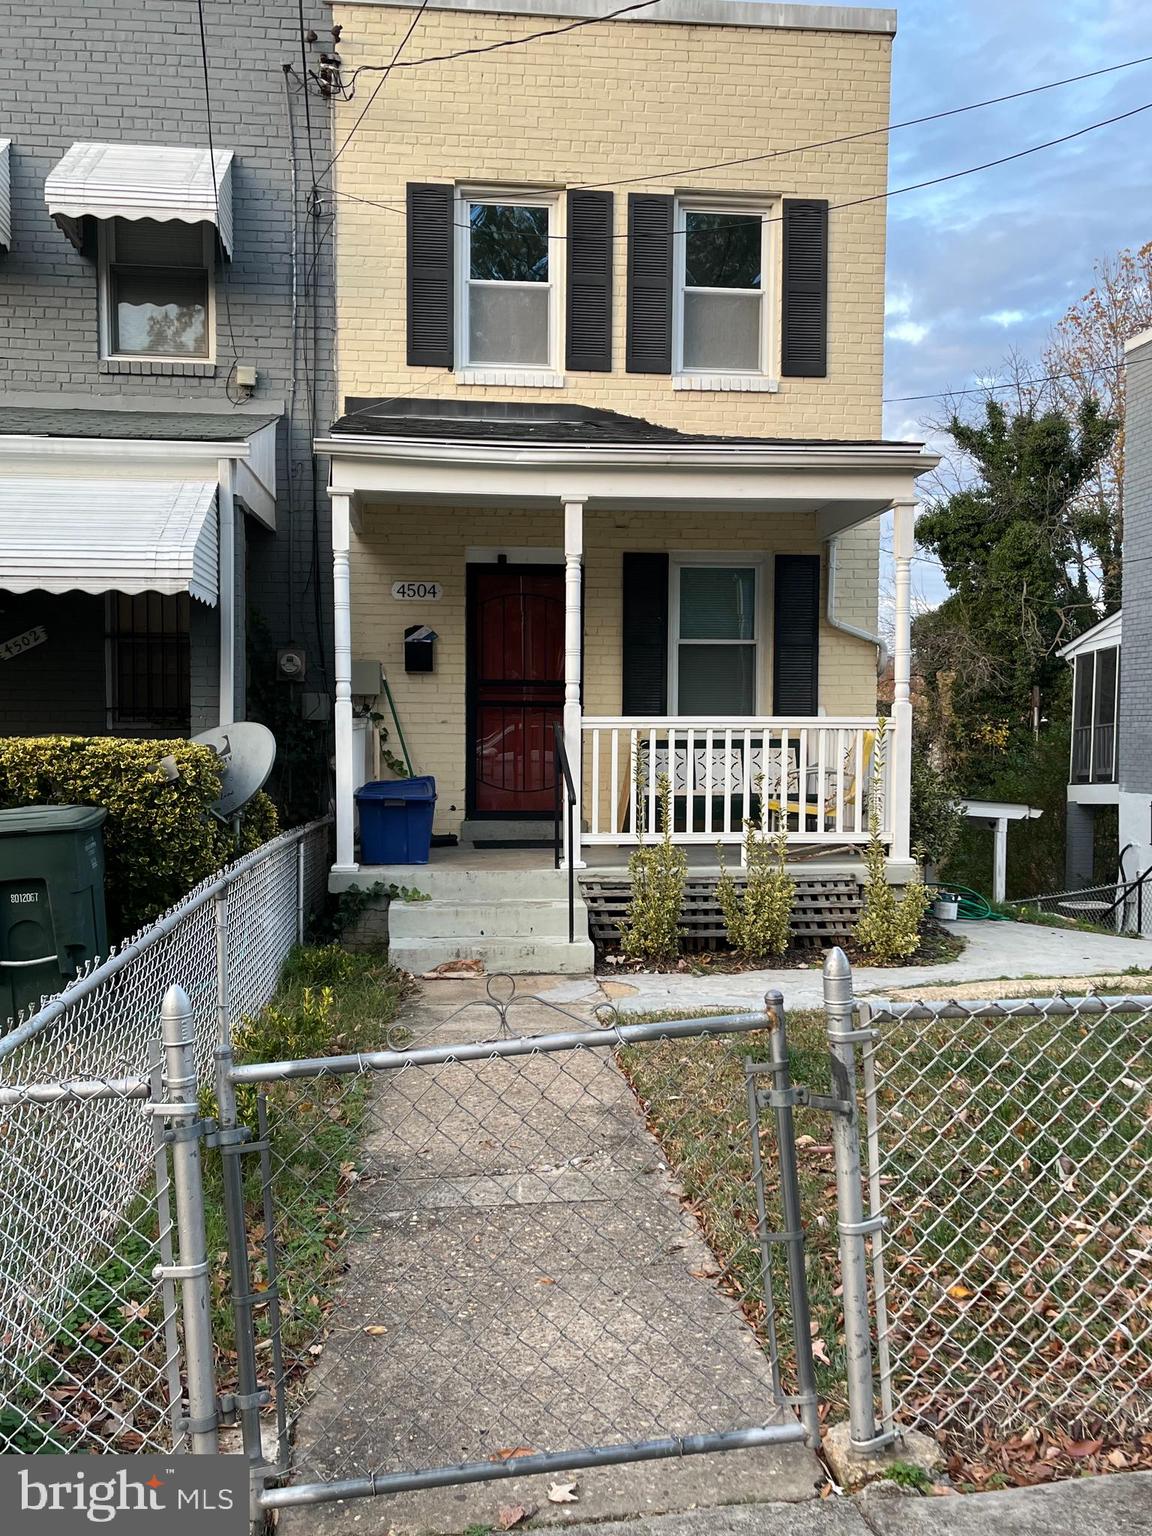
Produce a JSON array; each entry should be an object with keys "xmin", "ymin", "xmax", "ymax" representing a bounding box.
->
[{"xmin": 356, "ymin": 777, "xmax": 437, "ymax": 865}]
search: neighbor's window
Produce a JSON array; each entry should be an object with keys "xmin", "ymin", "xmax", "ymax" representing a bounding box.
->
[
  {"xmin": 462, "ymin": 196, "xmax": 555, "ymax": 368},
  {"xmin": 107, "ymin": 592, "xmax": 191, "ymax": 731},
  {"xmin": 101, "ymin": 217, "xmax": 212, "ymax": 359},
  {"xmin": 677, "ymin": 207, "xmax": 766, "ymax": 374},
  {"xmin": 673, "ymin": 565, "xmax": 758, "ymax": 713}
]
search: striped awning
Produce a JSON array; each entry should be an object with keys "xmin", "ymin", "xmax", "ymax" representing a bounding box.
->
[
  {"xmin": 0, "ymin": 141, "xmax": 11, "ymax": 251},
  {"xmin": 45, "ymin": 142, "xmax": 234, "ymax": 256},
  {"xmin": 0, "ymin": 479, "xmax": 219, "ymax": 605}
]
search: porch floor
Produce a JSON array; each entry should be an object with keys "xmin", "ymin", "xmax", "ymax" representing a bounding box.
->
[{"xmin": 332, "ymin": 842, "xmax": 871, "ymax": 888}]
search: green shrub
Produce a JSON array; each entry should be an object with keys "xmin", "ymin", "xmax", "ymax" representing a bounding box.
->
[
  {"xmin": 909, "ymin": 749, "xmax": 964, "ymax": 869},
  {"xmin": 621, "ymin": 774, "xmax": 686, "ymax": 965},
  {"xmin": 0, "ymin": 736, "xmax": 278, "ymax": 937},
  {"xmin": 716, "ymin": 821, "xmax": 794, "ymax": 963},
  {"xmin": 854, "ymin": 720, "xmax": 932, "ymax": 964}
]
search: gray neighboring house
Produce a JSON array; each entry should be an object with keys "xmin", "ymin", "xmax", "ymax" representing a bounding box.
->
[
  {"xmin": 1060, "ymin": 325, "xmax": 1152, "ymax": 905},
  {"xmin": 0, "ymin": 5, "xmax": 335, "ymax": 753}
]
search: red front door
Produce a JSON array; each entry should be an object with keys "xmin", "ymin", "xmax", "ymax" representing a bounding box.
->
[{"xmin": 469, "ymin": 567, "xmax": 565, "ymax": 815}]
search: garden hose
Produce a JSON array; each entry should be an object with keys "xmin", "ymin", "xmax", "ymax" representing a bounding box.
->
[{"xmin": 929, "ymin": 883, "xmax": 1012, "ymax": 921}]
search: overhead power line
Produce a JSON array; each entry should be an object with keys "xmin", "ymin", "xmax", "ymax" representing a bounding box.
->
[
  {"xmin": 883, "ymin": 359, "xmax": 1128, "ymax": 406},
  {"xmin": 322, "ymin": 96, "xmax": 1152, "ymax": 244}
]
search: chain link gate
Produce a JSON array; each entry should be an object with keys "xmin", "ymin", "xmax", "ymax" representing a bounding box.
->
[{"xmin": 207, "ymin": 985, "xmax": 826, "ymax": 1526}]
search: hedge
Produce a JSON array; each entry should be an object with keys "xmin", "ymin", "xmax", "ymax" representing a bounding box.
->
[{"xmin": 0, "ymin": 737, "xmax": 279, "ymax": 937}]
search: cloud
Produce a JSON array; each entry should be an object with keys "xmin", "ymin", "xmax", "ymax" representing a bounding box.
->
[
  {"xmin": 888, "ymin": 319, "xmax": 931, "ymax": 345},
  {"xmin": 882, "ymin": 0, "xmax": 1152, "ymax": 440}
]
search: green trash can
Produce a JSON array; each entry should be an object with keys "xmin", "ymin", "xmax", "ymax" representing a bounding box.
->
[{"xmin": 0, "ymin": 805, "xmax": 109, "ymax": 1027}]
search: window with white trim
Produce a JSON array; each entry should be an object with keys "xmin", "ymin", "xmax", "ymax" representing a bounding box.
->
[
  {"xmin": 675, "ymin": 204, "xmax": 770, "ymax": 376},
  {"xmin": 671, "ymin": 562, "xmax": 759, "ymax": 713},
  {"xmin": 98, "ymin": 218, "xmax": 214, "ymax": 361},
  {"xmin": 458, "ymin": 192, "xmax": 559, "ymax": 372}
]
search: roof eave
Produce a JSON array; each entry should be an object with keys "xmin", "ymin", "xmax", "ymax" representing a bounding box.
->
[{"xmin": 314, "ymin": 432, "xmax": 940, "ymax": 475}]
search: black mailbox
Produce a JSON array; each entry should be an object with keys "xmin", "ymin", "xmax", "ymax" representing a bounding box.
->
[{"xmin": 404, "ymin": 625, "xmax": 437, "ymax": 674}]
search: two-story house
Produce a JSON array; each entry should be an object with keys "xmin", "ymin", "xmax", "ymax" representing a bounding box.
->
[
  {"xmin": 0, "ymin": 5, "xmax": 335, "ymax": 754},
  {"xmin": 1059, "ymin": 324, "xmax": 1152, "ymax": 921},
  {"xmin": 318, "ymin": 0, "xmax": 935, "ymax": 971}
]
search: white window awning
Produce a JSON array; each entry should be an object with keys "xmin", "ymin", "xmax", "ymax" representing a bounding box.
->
[
  {"xmin": 0, "ymin": 479, "xmax": 219, "ymax": 605},
  {"xmin": 45, "ymin": 142, "xmax": 234, "ymax": 256},
  {"xmin": 0, "ymin": 140, "xmax": 11, "ymax": 251}
]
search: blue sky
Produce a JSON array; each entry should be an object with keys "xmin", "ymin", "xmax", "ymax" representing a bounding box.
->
[{"xmin": 876, "ymin": 0, "xmax": 1152, "ymax": 604}]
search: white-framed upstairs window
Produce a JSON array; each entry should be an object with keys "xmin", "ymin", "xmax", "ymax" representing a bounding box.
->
[
  {"xmin": 456, "ymin": 189, "xmax": 562, "ymax": 382},
  {"xmin": 669, "ymin": 557, "xmax": 762, "ymax": 714},
  {"xmin": 673, "ymin": 202, "xmax": 773, "ymax": 385},
  {"xmin": 98, "ymin": 217, "xmax": 214, "ymax": 362}
]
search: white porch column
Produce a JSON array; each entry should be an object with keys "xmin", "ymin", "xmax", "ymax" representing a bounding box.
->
[
  {"xmin": 216, "ymin": 458, "xmax": 236, "ymax": 727},
  {"xmin": 562, "ymin": 496, "xmax": 586, "ymax": 870},
  {"xmin": 332, "ymin": 493, "xmax": 358, "ymax": 873},
  {"xmin": 992, "ymin": 817, "xmax": 1009, "ymax": 905},
  {"xmin": 890, "ymin": 498, "xmax": 916, "ymax": 864}
]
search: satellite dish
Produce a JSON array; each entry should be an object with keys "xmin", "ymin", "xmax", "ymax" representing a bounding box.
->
[{"xmin": 192, "ymin": 722, "xmax": 277, "ymax": 817}]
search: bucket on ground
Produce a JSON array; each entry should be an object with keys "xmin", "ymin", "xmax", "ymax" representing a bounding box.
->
[
  {"xmin": 0, "ymin": 804, "xmax": 109, "ymax": 1027},
  {"xmin": 355, "ymin": 776, "xmax": 437, "ymax": 864},
  {"xmin": 932, "ymin": 892, "xmax": 960, "ymax": 921}
]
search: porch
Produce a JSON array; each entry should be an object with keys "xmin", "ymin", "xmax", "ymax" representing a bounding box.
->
[{"xmin": 318, "ymin": 400, "xmax": 934, "ymax": 964}]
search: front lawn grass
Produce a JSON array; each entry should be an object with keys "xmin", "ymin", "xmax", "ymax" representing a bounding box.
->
[{"xmin": 617, "ymin": 997, "xmax": 1152, "ymax": 1487}]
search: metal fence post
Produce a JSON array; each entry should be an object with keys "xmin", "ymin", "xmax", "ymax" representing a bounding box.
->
[
  {"xmin": 763, "ymin": 989, "xmax": 822, "ymax": 1447},
  {"xmin": 159, "ymin": 985, "xmax": 218, "ymax": 1454},
  {"xmin": 296, "ymin": 836, "xmax": 306, "ymax": 946},
  {"xmin": 823, "ymin": 946, "xmax": 884, "ymax": 1450}
]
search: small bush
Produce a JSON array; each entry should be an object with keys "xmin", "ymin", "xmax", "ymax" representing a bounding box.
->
[
  {"xmin": 621, "ymin": 774, "xmax": 686, "ymax": 965},
  {"xmin": 0, "ymin": 735, "xmax": 278, "ymax": 937},
  {"xmin": 716, "ymin": 821, "xmax": 794, "ymax": 963},
  {"xmin": 854, "ymin": 720, "xmax": 932, "ymax": 964}
]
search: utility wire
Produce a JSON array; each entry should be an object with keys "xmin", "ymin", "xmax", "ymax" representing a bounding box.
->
[
  {"xmin": 320, "ymin": 96, "xmax": 1152, "ymax": 243},
  {"xmin": 195, "ymin": 0, "xmax": 242, "ymax": 399},
  {"xmin": 327, "ymin": 0, "xmax": 666, "ymax": 90},
  {"xmin": 883, "ymin": 359, "xmax": 1127, "ymax": 405},
  {"xmin": 325, "ymin": 0, "xmax": 433, "ymax": 180},
  {"xmin": 574, "ymin": 50, "xmax": 1152, "ymax": 191}
]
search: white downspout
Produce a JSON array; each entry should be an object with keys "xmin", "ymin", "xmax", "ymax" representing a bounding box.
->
[{"xmin": 825, "ymin": 533, "xmax": 885, "ymax": 657}]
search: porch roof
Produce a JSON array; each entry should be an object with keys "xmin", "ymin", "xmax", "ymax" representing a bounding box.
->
[{"xmin": 317, "ymin": 400, "xmax": 937, "ymax": 534}]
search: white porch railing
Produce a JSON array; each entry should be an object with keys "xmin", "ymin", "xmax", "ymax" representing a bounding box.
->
[{"xmin": 579, "ymin": 718, "xmax": 888, "ymax": 849}]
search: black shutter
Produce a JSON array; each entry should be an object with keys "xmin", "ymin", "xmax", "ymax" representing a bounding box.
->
[
  {"xmin": 622, "ymin": 553, "xmax": 669, "ymax": 713},
  {"xmin": 406, "ymin": 182, "xmax": 454, "ymax": 368},
  {"xmin": 566, "ymin": 190, "xmax": 614, "ymax": 372},
  {"xmin": 625, "ymin": 193, "xmax": 673, "ymax": 375},
  {"xmin": 781, "ymin": 199, "xmax": 828, "ymax": 378},
  {"xmin": 773, "ymin": 554, "xmax": 820, "ymax": 714}
]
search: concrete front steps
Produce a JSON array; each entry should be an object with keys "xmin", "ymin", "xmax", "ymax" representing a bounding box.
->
[{"xmin": 384, "ymin": 866, "xmax": 595, "ymax": 975}]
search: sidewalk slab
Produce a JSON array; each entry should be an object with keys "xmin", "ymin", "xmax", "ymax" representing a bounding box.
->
[
  {"xmin": 551, "ymin": 920, "xmax": 1151, "ymax": 1015},
  {"xmin": 858, "ymin": 1472, "xmax": 1152, "ymax": 1535},
  {"xmin": 279, "ymin": 985, "xmax": 820, "ymax": 1535},
  {"xmin": 518, "ymin": 1503, "xmax": 871, "ymax": 1536}
]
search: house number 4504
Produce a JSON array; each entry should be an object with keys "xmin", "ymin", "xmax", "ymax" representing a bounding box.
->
[{"xmin": 391, "ymin": 582, "xmax": 443, "ymax": 600}]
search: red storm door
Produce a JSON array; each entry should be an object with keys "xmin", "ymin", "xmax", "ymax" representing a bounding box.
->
[{"xmin": 469, "ymin": 567, "xmax": 565, "ymax": 816}]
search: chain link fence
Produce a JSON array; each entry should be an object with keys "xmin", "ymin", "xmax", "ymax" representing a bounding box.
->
[
  {"xmin": 0, "ymin": 819, "xmax": 331, "ymax": 1455},
  {"xmin": 228, "ymin": 998, "xmax": 815, "ymax": 1519},
  {"xmin": 862, "ymin": 992, "xmax": 1152, "ymax": 1454}
]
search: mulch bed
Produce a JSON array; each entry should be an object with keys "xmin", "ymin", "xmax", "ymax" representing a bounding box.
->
[{"xmin": 596, "ymin": 919, "xmax": 964, "ymax": 975}]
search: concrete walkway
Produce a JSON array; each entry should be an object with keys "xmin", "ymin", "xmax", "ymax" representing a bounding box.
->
[
  {"xmin": 280, "ymin": 981, "xmax": 820, "ymax": 1535},
  {"xmin": 535, "ymin": 919, "xmax": 1151, "ymax": 1015},
  {"xmin": 547, "ymin": 1474, "xmax": 1152, "ymax": 1536}
]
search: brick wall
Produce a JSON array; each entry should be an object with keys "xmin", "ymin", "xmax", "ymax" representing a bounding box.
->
[
  {"xmin": 0, "ymin": 1, "xmax": 336, "ymax": 725},
  {"xmin": 331, "ymin": 0, "xmax": 892, "ymax": 438},
  {"xmin": 351, "ymin": 503, "xmax": 879, "ymax": 835}
]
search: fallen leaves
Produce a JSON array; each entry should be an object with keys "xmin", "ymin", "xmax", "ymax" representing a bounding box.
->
[
  {"xmin": 362, "ymin": 1324, "xmax": 388, "ymax": 1336},
  {"xmin": 492, "ymin": 1447, "xmax": 534, "ymax": 1462},
  {"xmin": 497, "ymin": 1504, "xmax": 535, "ymax": 1530},
  {"xmin": 547, "ymin": 1481, "xmax": 580, "ymax": 1504}
]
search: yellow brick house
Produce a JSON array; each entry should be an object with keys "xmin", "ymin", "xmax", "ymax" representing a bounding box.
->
[{"xmin": 319, "ymin": 0, "xmax": 935, "ymax": 970}]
